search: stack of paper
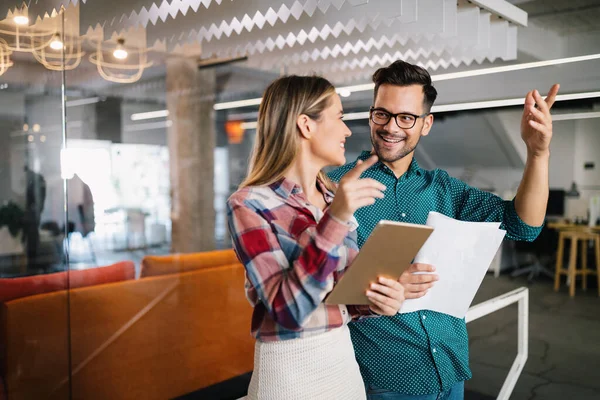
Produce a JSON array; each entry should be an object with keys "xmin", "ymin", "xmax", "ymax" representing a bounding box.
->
[{"xmin": 399, "ymin": 211, "xmax": 506, "ymax": 319}]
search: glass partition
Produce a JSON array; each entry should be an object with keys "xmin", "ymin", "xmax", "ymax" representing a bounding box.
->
[{"xmin": 0, "ymin": 9, "xmax": 71, "ymax": 399}]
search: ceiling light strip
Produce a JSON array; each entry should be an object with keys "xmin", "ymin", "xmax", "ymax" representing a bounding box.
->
[
  {"xmin": 65, "ymin": 97, "xmax": 101, "ymax": 107},
  {"xmin": 131, "ymin": 109, "xmax": 170, "ymax": 121},
  {"xmin": 212, "ymin": 54, "xmax": 600, "ymax": 110},
  {"xmin": 432, "ymin": 53, "xmax": 600, "ymax": 82},
  {"xmin": 214, "ymin": 98, "xmax": 263, "ymax": 111},
  {"xmin": 552, "ymin": 111, "xmax": 600, "ymax": 121}
]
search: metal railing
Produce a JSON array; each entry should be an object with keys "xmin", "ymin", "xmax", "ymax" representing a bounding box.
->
[{"xmin": 466, "ymin": 287, "xmax": 529, "ymax": 400}]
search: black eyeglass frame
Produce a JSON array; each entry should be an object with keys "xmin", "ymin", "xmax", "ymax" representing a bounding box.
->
[{"xmin": 369, "ymin": 107, "xmax": 430, "ymax": 129}]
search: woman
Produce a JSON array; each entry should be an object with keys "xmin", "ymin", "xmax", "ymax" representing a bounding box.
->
[{"xmin": 227, "ymin": 75, "xmax": 405, "ymax": 400}]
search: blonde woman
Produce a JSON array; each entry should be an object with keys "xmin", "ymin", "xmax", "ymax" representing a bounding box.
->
[{"xmin": 227, "ymin": 75, "xmax": 405, "ymax": 400}]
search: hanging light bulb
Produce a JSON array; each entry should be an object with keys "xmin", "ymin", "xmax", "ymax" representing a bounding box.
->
[
  {"xmin": 49, "ymin": 33, "xmax": 64, "ymax": 51},
  {"xmin": 13, "ymin": 8, "xmax": 29, "ymax": 25},
  {"xmin": 113, "ymin": 38, "xmax": 128, "ymax": 60},
  {"xmin": 13, "ymin": 15, "xmax": 29, "ymax": 25}
]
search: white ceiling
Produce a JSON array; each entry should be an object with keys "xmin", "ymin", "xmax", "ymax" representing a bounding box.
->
[
  {"xmin": 510, "ymin": 0, "xmax": 600, "ymax": 35},
  {"xmin": 2, "ymin": 0, "xmax": 599, "ymax": 93},
  {"xmin": 1, "ymin": 0, "xmax": 525, "ymax": 85}
]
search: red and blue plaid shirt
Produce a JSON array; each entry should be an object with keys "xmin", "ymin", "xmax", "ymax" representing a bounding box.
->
[{"xmin": 227, "ymin": 177, "xmax": 372, "ymax": 342}]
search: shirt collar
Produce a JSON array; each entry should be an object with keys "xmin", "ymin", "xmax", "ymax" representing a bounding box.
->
[
  {"xmin": 270, "ymin": 177, "xmax": 302, "ymax": 200},
  {"xmin": 358, "ymin": 151, "xmax": 423, "ymax": 178},
  {"xmin": 269, "ymin": 176, "xmax": 335, "ymax": 204},
  {"xmin": 269, "ymin": 176, "xmax": 358, "ymax": 231}
]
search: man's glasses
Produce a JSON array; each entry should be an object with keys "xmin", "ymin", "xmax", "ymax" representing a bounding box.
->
[{"xmin": 369, "ymin": 107, "xmax": 430, "ymax": 129}]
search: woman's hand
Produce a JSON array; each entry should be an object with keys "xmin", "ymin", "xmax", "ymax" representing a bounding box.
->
[
  {"xmin": 329, "ymin": 155, "xmax": 386, "ymax": 223},
  {"xmin": 366, "ymin": 276, "xmax": 405, "ymax": 316}
]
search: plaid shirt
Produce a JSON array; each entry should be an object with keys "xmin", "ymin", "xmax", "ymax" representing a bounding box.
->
[{"xmin": 227, "ymin": 177, "xmax": 373, "ymax": 342}]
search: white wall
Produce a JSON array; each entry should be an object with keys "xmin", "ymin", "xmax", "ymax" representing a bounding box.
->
[
  {"xmin": 443, "ymin": 117, "xmax": 577, "ymax": 194},
  {"xmin": 444, "ymin": 167, "xmax": 523, "ymax": 198},
  {"xmin": 494, "ymin": 109, "xmax": 527, "ymax": 164},
  {"xmin": 443, "ymin": 117, "xmax": 600, "ymax": 220},
  {"xmin": 548, "ymin": 120, "xmax": 576, "ymax": 189},
  {"xmin": 567, "ymin": 118, "xmax": 600, "ymax": 219},
  {"xmin": 574, "ymin": 118, "xmax": 600, "ymax": 187}
]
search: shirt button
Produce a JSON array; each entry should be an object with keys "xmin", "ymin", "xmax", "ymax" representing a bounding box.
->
[
  {"xmin": 401, "ymin": 213, "xmax": 406, "ymax": 218},
  {"xmin": 432, "ymin": 348, "xmax": 437, "ymax": 353},
  {"xmin": 422, "ymin": 315, "xmax": 426, "ymax": 320}
]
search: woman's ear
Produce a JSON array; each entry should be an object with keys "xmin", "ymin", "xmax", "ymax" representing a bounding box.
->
[{"xmin": 297, "ymin": 114, "xmax": 315, "ymax": 140}]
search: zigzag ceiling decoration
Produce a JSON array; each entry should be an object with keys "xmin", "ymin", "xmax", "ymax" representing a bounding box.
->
[
  {"xmin": 0, "ymin": 1, "xmax": 82, "ymax": 22},
  {"xmin": 315, "ymin": 57, "xmax": 510, "ymax": 84},
  {"xmin": 240, "ymin": 12, "xmax": 498, "ymax": 70},
  {"xmin": 88, "ymin": 0, "xmax": 422, "ymax": 37},
  {"xmin": 80, "ymin": 0, "xmax": 224, "ymax": 36},
  {"xmin": 143, "ymin": 0, "xmax": 434, "ymax": 50},
  {"xmin": 1, "ymin": 0, "xmax": 527, "ymax": 85},
  {"xmin": 196, "ymin": 5, "xmax": 455, "ymax": 60},
  {"xmin": 151, "ymin": 0, "xmax": 454, "ymax": 54},
  {"xmin": 245, "ymin": 19, "xmax": 515, "ymax": 75},
  {"xmin": 285, "ymin": 48, "xmax": 509, "ymax": 76}
]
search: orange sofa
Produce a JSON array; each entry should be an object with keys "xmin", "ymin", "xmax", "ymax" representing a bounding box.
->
[
  {"xmin": 140, "ymin": 248, "xmax": 239, "ymax": 277},
  {"xmin": 1, "ymin": 250, "xmax": 254, "ymax": 400}
]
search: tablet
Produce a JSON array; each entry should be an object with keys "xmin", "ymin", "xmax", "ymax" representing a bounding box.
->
[{"xmin": 325, "ymin": 220, "xmax": 434, "ymax": 305}]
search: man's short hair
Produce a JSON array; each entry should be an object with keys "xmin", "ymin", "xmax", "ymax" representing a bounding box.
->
[{"xmin": 372, "ymin": 60, "xmax": 438, "ymax": 113}]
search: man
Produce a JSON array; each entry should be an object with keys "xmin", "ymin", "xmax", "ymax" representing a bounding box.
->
[
  {"xmin": 24, "ymin": 165, "xmax": 46, "ymax": 268},
  {"xmin": 328, "ymin": 60, "xmax": 559, "ymax": 399}
]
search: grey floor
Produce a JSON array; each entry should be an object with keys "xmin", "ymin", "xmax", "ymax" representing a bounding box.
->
[{"xmin": 466, "ymin": 274, "xmax": 600, "ymax": 400}]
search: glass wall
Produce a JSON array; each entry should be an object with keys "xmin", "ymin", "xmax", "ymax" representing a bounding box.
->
[
  {"xmin": 0, "ymin": 4, "xmax": 260, "ymax": 399},
  {"xmin": 0, "ymin": 10, "xmax": 72, "ymax": 399},
  {"xmin": 2, "ymin": 1, "xmax": 600, "ymax": 399}
]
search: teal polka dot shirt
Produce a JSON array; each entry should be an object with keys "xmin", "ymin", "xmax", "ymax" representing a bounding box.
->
[{"xmin": 328, "ymin": 151, "xmax": 541, "ymax": 395}]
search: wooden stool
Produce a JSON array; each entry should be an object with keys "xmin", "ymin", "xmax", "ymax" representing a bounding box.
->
[{"xmin": 554, "ymin": 230, "xmax": 600, "ymax": 297}]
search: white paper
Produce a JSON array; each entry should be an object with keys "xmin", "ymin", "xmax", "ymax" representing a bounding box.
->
[{"xmin": 399, "ymin": 211, "xmax": 506, "ymax": 319}]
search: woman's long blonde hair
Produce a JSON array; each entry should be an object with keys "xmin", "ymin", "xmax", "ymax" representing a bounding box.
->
[{"xmin": 240, "ymin": 75, "xmax": 336, "ymax": 192}]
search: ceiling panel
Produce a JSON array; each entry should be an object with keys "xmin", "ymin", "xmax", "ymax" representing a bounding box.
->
[
  {"xmin": 509, "ymin": 0, "xmax": 600, "ymax": 35},
  {"xmin": 1, "ymin": 0, "xmax": 527, "ymax": 85}
]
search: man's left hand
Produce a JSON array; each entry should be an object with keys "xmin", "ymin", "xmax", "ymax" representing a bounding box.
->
[
  {"xmin": 521, "ymin": 84, "xmax": 560, "ymax": 157},
  {"xmin": 399, "ymin": 263, "xmax": 438, "ymax": 299}
]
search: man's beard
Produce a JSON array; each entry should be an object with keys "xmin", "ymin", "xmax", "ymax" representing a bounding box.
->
[{"xmin": 371, "ymin": 129, "xmax": 420, "ymax": 163}]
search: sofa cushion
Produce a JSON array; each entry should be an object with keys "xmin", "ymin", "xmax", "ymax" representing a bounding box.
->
[
  {"xmin": 0, "ymin": 261, "xmax": 135, "ymax": 303},
  {"xmin": 140, "ymin": 249, "xmax": 239, "ymax": 278}
]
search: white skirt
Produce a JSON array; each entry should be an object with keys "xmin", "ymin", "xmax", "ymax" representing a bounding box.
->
[{"xmin": 247, "ymin": 324, "xmax": 366, "ymax": 400}]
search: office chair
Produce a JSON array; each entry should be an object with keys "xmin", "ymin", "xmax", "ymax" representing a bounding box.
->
[{"xmin": 510, "ymin": 224, "xmax": 558, "ymax": 282}]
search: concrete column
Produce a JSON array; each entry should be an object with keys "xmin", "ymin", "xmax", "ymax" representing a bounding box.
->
[
  {"xmin": 166, "ymin": 57, "xmax": 216, "ymax": 253},
  {"xmin": 0, "ymin": 120, "xmax": 18, "ymax": 204}
]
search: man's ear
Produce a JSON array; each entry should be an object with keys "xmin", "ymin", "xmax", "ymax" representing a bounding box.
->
[
  {"xmin": 297, "ymin": 114, "xmax": 315, "ymax": 140},
  {"xmin": 420, "ymin": 113, "xmax": 434, "ymax": 137}
]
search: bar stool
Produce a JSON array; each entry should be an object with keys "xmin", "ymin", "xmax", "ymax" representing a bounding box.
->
[{"xmin": 554, "ymin": 229, "xmax": 600, "ymax": 297}]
